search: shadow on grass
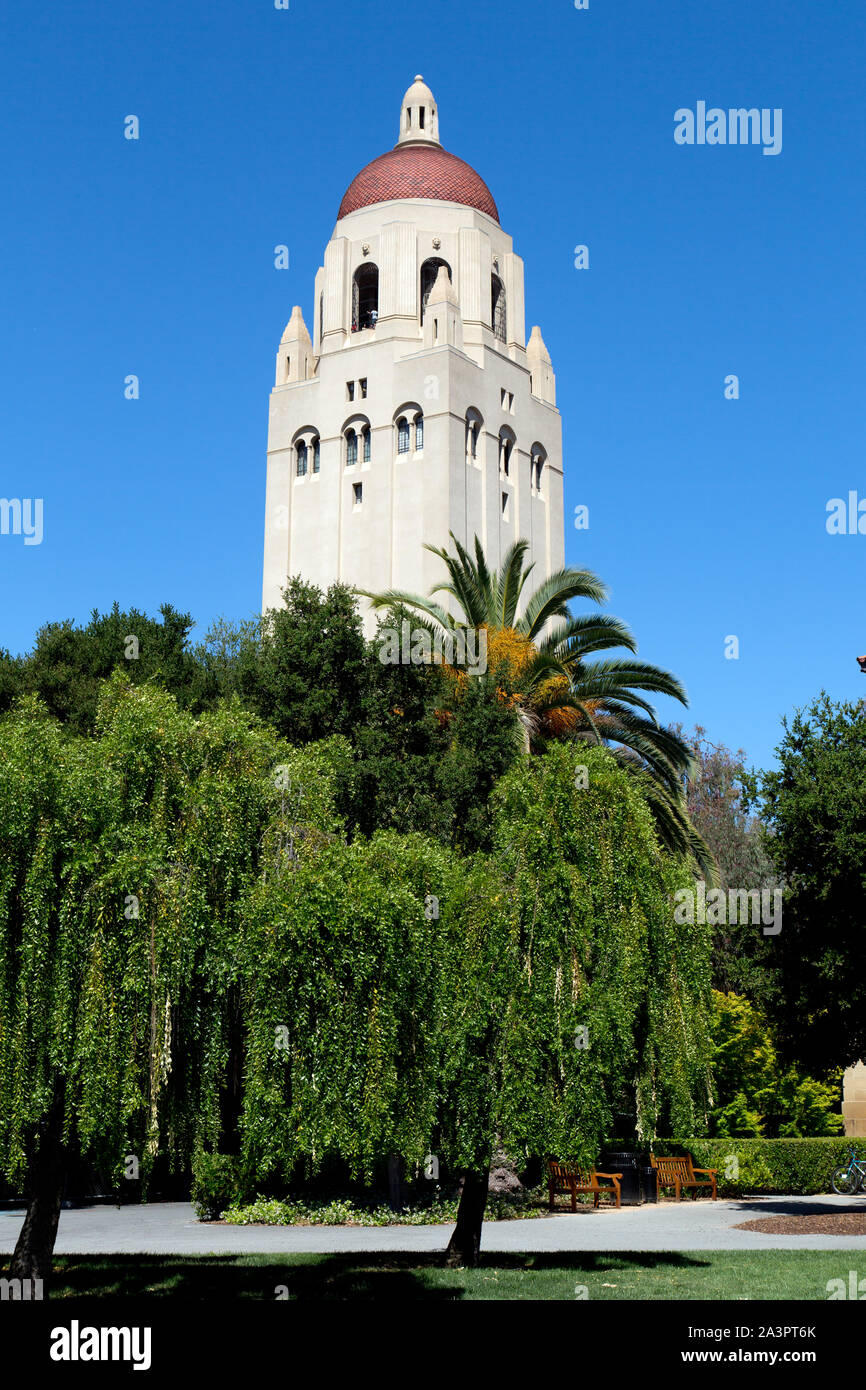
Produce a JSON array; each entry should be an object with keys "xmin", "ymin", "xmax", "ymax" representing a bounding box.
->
[{"xmin": 9, "ymin": 1250, "xmax": 714, "ymax": 1301}]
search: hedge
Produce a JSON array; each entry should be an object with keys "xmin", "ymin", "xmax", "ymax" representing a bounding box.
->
[{"xmin": 603, "ymin": 1138, "xmax": 866, "ymax": 1197}]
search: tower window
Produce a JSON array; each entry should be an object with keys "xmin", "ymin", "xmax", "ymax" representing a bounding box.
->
[
  {"xmin": 353, "ymin": 482, "xmax": 363, "ymax": 506},
  {"xmin": 501, "ymin": 491, "xmax": 510, "ymax": 520},
  {"xmin": 420, "ymin": 106, "xmax": 425, "ymax": 129},
  {"xmin": 352, "ymin": 263, "xmax": 379, "ymax": 331},
  {"xmin": 347, "ymin": 382, "xmax": 355, "ymax": 401},
  {"xmin": 465, "ymin": 412, "xmax": 481, "ymax": 461},
  {"xmin": 530, "ymin": 446, "xmax": 546, "ymax": 493},
  {"xmin": 359, "ymin": 378, "xmax": 368, "ymax": 398},
  {"xmin": 296, "ymin": 441, "xmax": 307, "ymax": 477},
  {"xmin": 313, "ymin": 437, "xmax": 320, "ymax": 473},
  {"xmin": 362, "ymin": 425, "xmax": 371, "ymax": 462},
  {"xmin": 346, "ymin": 429, "xmax": 358, "ymax": 467},
  {"xmin": 420, "ymin": 257, "xmax": 452, "ymax": 324},
  {"xmin": 499, "ymin": 431, "xmax": 514, "ymax": 477},
  {"xmin": 397, "ymin": 417, "xmax": 410, "ymax": 454},
  {"xmin": 491, "ymin": 274, "xmax": 507, "ymax": 343},
  {"xmin": 415, "ymin": 414, "xmax": 424, "ymax": 450}
]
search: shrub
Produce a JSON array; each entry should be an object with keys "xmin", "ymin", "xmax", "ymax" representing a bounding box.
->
[
  {"xmin": 669, "ymin": 1138, "xmax": 866, "ymax": 1196},
  {"xmin": 218, "ymin": 1189, "xmax": 547, "ymax": 1226},
  {"xmin": 190, "ymin": 1152, "xmax": 242, "ymax": 1221}
]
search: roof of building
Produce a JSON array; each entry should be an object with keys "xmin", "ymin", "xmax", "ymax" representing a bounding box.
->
[
  {"xmin": 337, "ymin": 77, "xmax": 499, "ymax": 224},
  {"xmin": 338, "ymin": 143, "xmax": 500, "ymax": 223}
]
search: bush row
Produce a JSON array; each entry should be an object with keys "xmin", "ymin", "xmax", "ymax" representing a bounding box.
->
[{"xmin": 656, "ymin": 1138, "xmax": 866, "ymax": 1196}]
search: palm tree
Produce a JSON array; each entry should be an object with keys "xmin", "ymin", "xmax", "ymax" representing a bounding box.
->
[{"xmin": 358, "ymin": 534, "xmax": 716, "ymax": 878}]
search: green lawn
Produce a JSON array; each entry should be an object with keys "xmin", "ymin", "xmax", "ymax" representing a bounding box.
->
[{"xmin": 29, "ymin": 1251, "xmax": 853, "ymax": 1300}]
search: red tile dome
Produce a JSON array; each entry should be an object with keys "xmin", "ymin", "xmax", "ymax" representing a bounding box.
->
[{"xmin": 338, "ymin": 144, "xmax": 499, "ymax": 224}]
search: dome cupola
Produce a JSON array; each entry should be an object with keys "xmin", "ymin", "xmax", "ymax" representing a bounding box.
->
[
  {"xmin": 337, "ymin": 75, "xmax": 499, "ymax": 223},
  {"xmin": 397, "ymin": 75, "xmax": 440, "ymax": 146}
]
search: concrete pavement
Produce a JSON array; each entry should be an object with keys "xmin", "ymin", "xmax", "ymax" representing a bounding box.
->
[{"xmin": 2, "ymin": 1195, "xmax": 865, "ymax": 1255}]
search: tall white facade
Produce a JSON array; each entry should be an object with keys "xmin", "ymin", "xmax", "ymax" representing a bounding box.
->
[{"xmin": 262, "ymin": 77, "xmax": 564, "ymax": 631}]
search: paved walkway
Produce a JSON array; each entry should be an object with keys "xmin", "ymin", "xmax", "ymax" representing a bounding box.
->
[{"xmin": 2, "ymin": 1195, "xmax": 865, "ymax": 1254}]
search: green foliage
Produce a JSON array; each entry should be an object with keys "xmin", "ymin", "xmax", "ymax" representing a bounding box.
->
[
  {"xmin": 0, "ymin": 654, "xmax": 718, "ymax": 1243},
  {"xmin": 432, "ymin": 670, "xmax": 525, "ymax": 852},
  {"xmin": 709, "ymin": 992, "xmax": 842, "ymax": 1137},
  {"xmin": 361, "ymin": 532, "xmax": 710, "ymax": 870},
  {"xmin": 758, "ymin": 693, "xmax": 866, "ymax": 1070},
  {"xmin": 438, "ymin": 744, "xmax": 714, "ymax": 1172},
  {"xmin": 22, "ymin": 603, "xmax": 211, "ymax": 735},
  {"xmin": 201, "ymin": 590, "xmax": 522, "ymax": 853},
  {"xmin": 220, "ymin": 1192, "xmax": 544, "ymax": 1226},
  {"xmin": 205, "ymin": 580, "xmax": 369, "ymax": 745},
  {"xmin": 190, "ymin": 1153, "xmax": 242, "ymax": 1221},
  {"xmin": 0, "ymin": 676, "xmax": 292, "ymax": 1187},
  {"xmin": 231, "ymin": 740, "xmax": 714, "ymax": 1193},
  {"xmin": 237, "ymin": 831, "xmax": 455, "ymax": 1184},
  {"xmin": 677, "ymin": 725, "xmax": 780, "ymax": 1001},
  {"xmin": 671, "ymin": 1138, "xmax": 866, "ymax": 1196}
]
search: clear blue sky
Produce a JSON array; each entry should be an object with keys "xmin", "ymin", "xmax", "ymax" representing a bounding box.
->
[{"xmin": 1, "ymin": 0, "xmax": 864, "ymax": 771}]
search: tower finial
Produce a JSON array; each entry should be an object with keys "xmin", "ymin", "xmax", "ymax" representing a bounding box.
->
[{"xmin": 397, "ymin": 75, "xmax": 440, "ymax": 147}]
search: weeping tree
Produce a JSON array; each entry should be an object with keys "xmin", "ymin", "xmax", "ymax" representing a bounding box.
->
[
  {"xmin": 233, "ymin": 740, "xmax": 713, "ymax": 1267},
  {"xmin": 1, "ymin": 675, "xmax": 714, "ymax": 1278},
  {"xmin": 436, "ymin": 742, "xmax": 714, "ymax": 1263},
  {"xmin": 237, "ymin": 829, "xmax": 454, "ymax": 1194},
  {"xmin": 0, "ymin": 674, "xmax": 294, "ymax": 1284}
]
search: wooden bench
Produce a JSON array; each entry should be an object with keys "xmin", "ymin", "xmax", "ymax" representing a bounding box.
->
[
  {"xmin": 650, "ymin": 1153, "xmax": 718, "ymax": 1201},
  {"xmin": 546, "ymin": 1160, "xmax": 623, "ymax": 1211}
]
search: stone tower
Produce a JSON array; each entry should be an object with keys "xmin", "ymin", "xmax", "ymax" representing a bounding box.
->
[{"xmin": 261, "ymin": 76, "xmax": 564, "ymax": 630}]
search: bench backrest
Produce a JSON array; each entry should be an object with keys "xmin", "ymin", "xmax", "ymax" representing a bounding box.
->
[
  {"xmin": 547, "ymin": 1160, "xmax": 596, "ymax": 1187},
  {"xmin": 651, "ymin": 1154, "xmax": 695, "ymax": 1182}
]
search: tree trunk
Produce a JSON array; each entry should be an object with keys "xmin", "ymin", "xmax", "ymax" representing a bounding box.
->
[
  {"xmin": 386, "ymin": 1153, "xmax": 406, "ymax": 1211},
  {"xmin": 10, "ymin": 1083, "xmax": 68, "ymax": 1287},
  {"xmin": 445, "ymin": 1167, "xmax": 489, "ymax": 1267}
]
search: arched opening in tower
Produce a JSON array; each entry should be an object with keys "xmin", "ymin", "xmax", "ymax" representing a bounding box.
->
[
  {"xmin": 491, "ymin": 274, "xmax": 507, "ymax": 343},
  {"xmin": 420, "ymin": 258, "xmax": 453, "ymax": 323},
  {"xmin": 352, "ymin": 264, "xmax": 379, "ymax": 331}
]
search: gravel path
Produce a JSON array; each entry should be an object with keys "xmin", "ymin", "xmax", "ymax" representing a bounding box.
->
[{"xmin": 3, "ymin": 1195, "xmax": 866, "ymax": 1254}]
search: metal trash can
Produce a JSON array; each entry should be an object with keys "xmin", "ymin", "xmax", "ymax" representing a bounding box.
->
[
  {"xmin": 641, "ymin": 1165, "xmax": 658, "ymax": 1204},
  {"xmin": 602, "ymin": 1150, "xmax": 642, "ymax": 1206}
]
